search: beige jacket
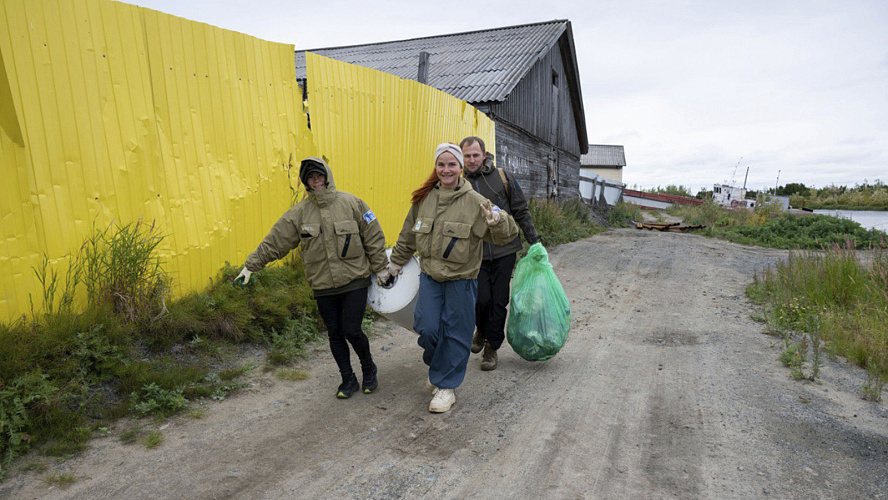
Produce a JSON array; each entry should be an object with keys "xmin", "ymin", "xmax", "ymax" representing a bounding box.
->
[
  {"xmin": 245, "ymin": 158, "xmax": 387, "ymax": 292},
  {"xmin": 391, "ymin": 178, "xmax": 518, "ymax": 281}
]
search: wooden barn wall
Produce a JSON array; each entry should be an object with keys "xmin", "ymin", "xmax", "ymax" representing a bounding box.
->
[
  {"xmin": 490, "ymin": 38, "xmax": 581, "ymax": 157},
  {"xmin": 494, "ymin": 120, "xmax": 580, "ymax": 201}
]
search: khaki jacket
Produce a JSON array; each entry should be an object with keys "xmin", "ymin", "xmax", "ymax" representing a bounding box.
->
[
  {"xmin": 391, "ymin": 178, "xmax": 518, "ymax": 281},
  {"xmin": 245, "ymin": 158, "xmax": 387, "ymax": 293}
]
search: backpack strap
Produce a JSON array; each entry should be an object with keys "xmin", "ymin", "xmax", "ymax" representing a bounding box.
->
[{"xmin": 497, "ymin": 168, "xmax": 511, "ymax": 200}]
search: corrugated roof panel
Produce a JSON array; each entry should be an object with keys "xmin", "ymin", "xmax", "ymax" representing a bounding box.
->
[
  {"xmin": 581, "ymin": 145, "xmax": 627, "ymax": 166},
  {"xmin": 295, "ymin": 20, "xmax": 568, "ymax": 103}
]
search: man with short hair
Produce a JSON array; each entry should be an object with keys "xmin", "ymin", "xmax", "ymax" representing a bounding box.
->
[{"xmin": 460, "ymin": 136, "xmax": 539, "ymax": 371}]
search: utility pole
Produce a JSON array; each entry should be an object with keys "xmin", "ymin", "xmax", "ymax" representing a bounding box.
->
[{"xmin": 775, "ymin": 170, "xmax": 781, "ymax": 194}]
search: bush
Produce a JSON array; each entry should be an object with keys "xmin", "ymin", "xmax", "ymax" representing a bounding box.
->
[
  {"xmin": 607, "ymin": 202, "xmax": 642, "ymax": 227},
  {"xmin": 529, "ymin": 198, "xmax": 603, "ymax": 247}
]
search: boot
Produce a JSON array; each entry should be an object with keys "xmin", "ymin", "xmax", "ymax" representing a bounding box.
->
[
  {"xmin": 471, "ymin": 331, "xmax": 485, "ymax": 354},
  {"xmin": 480, "ymin": 342, "xmax": 498, "ymax": 371},
  {"xmin": 361, "ymin": 362, "xmax": 378, "ymax": 394},
  {"xmin": 336, "ymin": 374, "xmax": 360, "ymax": 399}
]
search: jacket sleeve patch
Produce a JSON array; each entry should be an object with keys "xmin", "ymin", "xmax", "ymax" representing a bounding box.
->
[{"xmin": 362, "ymin": 210, "xmax": 377, "ymax": 225}]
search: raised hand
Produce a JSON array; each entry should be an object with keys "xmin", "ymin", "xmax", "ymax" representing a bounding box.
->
[{"xmin": 481, "ymin": 200, "xmax": 501, "ymax": 225}]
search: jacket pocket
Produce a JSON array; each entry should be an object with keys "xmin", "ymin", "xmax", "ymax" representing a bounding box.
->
[
  {"xmin": 334, "ymin": 220, "xmax": 362, "ymax": 260},
  {"xmin": 440, "ymin": 221, "xmax": 472, "ymax": 263},
  {"xmin": 412, "ymin": 217, "xmax": 434, "ymax": 257},
  {"xmin": 299, "ymin": 224, "xmax": 325, "ymax": 264}
]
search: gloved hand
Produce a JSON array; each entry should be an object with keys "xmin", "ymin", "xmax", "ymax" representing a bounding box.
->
[
  {"xmin": 387, "ymin": 261, "xmax": 402, "ymax": 277},
  {"xmin": 233, "ymin": 267, "xmax": 253, "ymax": 288},
  {"xmin": 376, "ymin": 268, "xmax": 391, "ymax": 285},
  {"xmin": 480, "ymin": 200, "xmax": 501, "ymax": 225}
]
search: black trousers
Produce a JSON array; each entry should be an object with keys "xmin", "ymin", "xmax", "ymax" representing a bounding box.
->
[
  {"xmin": 315, "ymin": 287, "xmax": 373, "ymax": 381},
  {"xmin": 475, "ymin": 253, "xmax": 517, "ymax": 350}
]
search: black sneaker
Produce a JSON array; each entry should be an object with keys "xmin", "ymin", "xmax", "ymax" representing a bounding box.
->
[
  {"xmin": 362, "ymin": 363, "xmax": 378, "ymax": 394},
  {"xmin": 336, "ymin": 375, "xmax": 360, "ymax": 399}
]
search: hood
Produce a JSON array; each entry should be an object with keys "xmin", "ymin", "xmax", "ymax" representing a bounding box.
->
[
  {"xmin": 299, "ymin": 157, "xmax": 336, "ymax": 191},
  {"xmin": 465, "ymin": 152, "xmax": 496, "ymax": 178}
]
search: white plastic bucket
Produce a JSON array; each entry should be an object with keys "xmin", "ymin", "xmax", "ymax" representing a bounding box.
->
[{"xmin": 368, "ymin": 249, "xmax": 421, "ymax": 333}]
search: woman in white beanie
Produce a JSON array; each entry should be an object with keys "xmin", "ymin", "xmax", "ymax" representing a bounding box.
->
[{"xmin": 387, "ymin": 143, "xmax": 518, "ymax": 413}]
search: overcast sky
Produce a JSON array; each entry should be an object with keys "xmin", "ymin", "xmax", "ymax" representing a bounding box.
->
[{"xmin": 130, "ymin": 0, "xmax": 888, "ymax": 193}]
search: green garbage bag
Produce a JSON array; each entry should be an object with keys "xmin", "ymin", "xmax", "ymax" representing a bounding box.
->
[{"xmin": 506, "ymin": 243, "xmax": 571, "ymax": 361}]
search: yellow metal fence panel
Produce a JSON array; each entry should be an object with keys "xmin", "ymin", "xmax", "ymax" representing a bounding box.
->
[
  {"xmin": 0, "ymin": 0, "xmax": 308, "ymax": 321},
  {"xmin": 305, "ymin": 53, "xmax": 496, "ymax": 246}
]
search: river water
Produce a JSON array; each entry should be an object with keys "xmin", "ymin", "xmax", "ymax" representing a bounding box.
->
[{"xmin": 813, "ymin": 210, "xmax": 888, "ymax": 233}]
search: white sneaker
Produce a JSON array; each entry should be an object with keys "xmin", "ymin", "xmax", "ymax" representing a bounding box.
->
[
  {"xmin": 429, "ymin": 388, "xmax": 455, "ymax": 413},
  {"xmin": 426, "ymin": 377, "xmax": 438, "ymax": 395}
]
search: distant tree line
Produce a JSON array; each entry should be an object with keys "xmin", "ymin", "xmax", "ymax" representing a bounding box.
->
[{"xmin": 778, "ymin": 180, "xmax": 888, "ymax": 210}]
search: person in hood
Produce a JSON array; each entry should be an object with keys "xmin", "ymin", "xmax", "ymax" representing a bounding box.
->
[
  {"xmin": 387, "ymin": 143, "xmax": 519, "ymax": 413},
  {"xmin": 234, "ymin": 157, "xmax": 390, "ymax": 399},
  {"xmin": 460, "ymin": 136, "xmax": 539, "ymax": 371}
]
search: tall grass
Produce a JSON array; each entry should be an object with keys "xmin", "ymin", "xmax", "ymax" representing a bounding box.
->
[
  {"xmin": 748, "ymin": 243, "xmax": 888, "ymax": 399},
  {"xmin": 606, "ymin": 201, "xmax": 643, "ymax": 227},
  {"xmin": 529, "ymin": 198, "xmax": 603, "ymax": 246}
]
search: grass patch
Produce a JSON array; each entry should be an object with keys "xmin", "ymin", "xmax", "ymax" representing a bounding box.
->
[
  {"xmin": 0, "ymin": 221, "xmax": 321, "ymax": 479},
  {"xmin": 748, "ymin": 243, "xmax": 888, "ymax": 399},
  {"xmin": 276, "ymin": 369, "xmax": 310, "ymax": 381},
  {"xmin": 118, "ymin": 429, "xmax": 139, "ymax": 445},
  {"xmin": 140, "ymin": 430, "xmax": 164, "ymax": 449},
  {"xmin": 45, "ymin": 473, "xmax": 78, "ymax": 486}
]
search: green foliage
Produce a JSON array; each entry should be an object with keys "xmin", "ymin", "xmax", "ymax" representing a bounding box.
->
[
  {"xmin": 722, "ymin": 214, "xmax": 885, "ymax": 249},
  {"xmin": 671, "ymin": 200, "xmax": 886, "ymax": 249},
  {"xmin": 607, "ymin": 202, "xmax": 642, "ymax": 227},
  {"xmin": 130, "ymin": 383, "xmax": 187, "ymax": 416},
  {"xmin": 265, "ymin": 319, "xmax": 320, "ymax": 366},
  {"xmin": 528, "ymin": 198, "xmax": 603, "ymax": 247},
  {"xmin": 0, "ymin": 374, "xmax": 57, "ymax": 479}
]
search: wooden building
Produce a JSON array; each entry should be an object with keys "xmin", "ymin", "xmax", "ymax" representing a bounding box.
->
[
  {"xmin": 581, "ymin": 145, "xmax": 626, "ymax": 183},
  {"xmin": 295, "ymin": 20, "xmax": 589, "ymax": 199}
]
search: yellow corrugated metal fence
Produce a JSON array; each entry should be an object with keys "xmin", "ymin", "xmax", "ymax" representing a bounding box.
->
[{"xmin": 0, "ymin": 0, "xmax": 494, "ymax": 322}]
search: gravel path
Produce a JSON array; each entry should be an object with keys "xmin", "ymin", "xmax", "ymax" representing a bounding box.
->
[{"xmin": 3, "ymin": 228, "xmax": 887, "ymax": 499}]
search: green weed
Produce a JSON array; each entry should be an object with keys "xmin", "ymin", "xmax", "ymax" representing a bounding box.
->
[
  {"xmin": 130, "ymin": 383, "xmax": 187, "ymax": 417},
  {"xmin": 45, "ymin": 473, "xmax": 77, "ymax": 486},
  {"xmin": 140, "ymin": 430, "xmax": 163, "ymax": 449},
  {"xmin": 276, "ymin": 369, "xmax": 310, "ymax": 381}
]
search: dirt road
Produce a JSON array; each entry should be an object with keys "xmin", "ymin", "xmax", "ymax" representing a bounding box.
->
[{"xmin": 4, "ymin": 229, "xmax": 887, "ymax": 499}]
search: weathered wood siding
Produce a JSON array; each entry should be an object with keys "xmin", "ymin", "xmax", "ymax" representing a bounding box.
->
[
  {"xmin": 489, "ymin": 38, "xmax": 581, "ymax": 157},
  {"xmin": 494, "ymin": 120, "xmax": 580, "ymax": 201}
]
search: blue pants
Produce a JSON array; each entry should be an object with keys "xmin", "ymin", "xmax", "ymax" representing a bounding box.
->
[{"xmin": 413, "ymin": 274, "xmax": 478, "ymax": 389}]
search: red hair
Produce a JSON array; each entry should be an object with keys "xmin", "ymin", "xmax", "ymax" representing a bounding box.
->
[{"xmin": 410, "ymin": 167, "xmax": 440, "ymax": 205}]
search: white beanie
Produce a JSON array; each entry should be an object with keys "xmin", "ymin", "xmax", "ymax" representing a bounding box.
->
[{"xmin": 435, "ymin": 143, "xmax": 464, "ymax": 167}]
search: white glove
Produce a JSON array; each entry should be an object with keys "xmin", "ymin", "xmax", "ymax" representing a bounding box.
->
[
  {"xmin": 376, "ymin": 268, "xmax": 391, "ymax": 284},
  {"xmin": 233, "ymin": 267, "xmax": 252, "ymax": 288},
  {"xmin": 387, "ymin": 262, "xmax": 402, "ymax": 277},
  {"xmin": 481, "ymin": 200, "xmax": 502, "ymax": 225}
]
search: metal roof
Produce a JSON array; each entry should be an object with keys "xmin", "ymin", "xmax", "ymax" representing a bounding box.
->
[
  {"xmin": 581, "ymin": 145, "xmax": 626, "ymax": 167},
  {"xmin": 295, "ymin": 20, "xmax": 569, "ymax": 104}
]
